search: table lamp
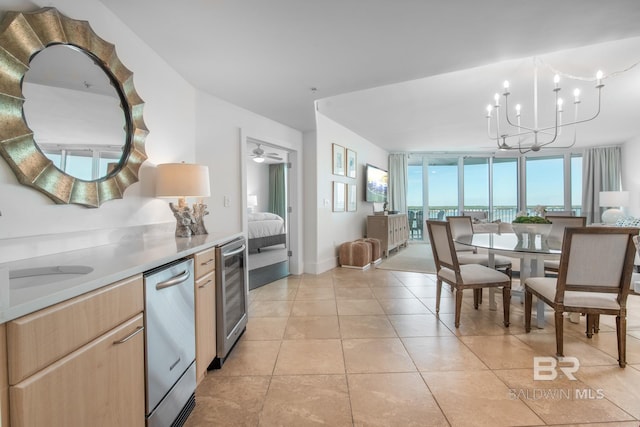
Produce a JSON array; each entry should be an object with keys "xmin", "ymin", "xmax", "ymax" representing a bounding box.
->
[
  {"xmin": 156, "ymin": 163, "xmax": 211, "ymax": 237},
  {"xmin": 599, "ymin": 190, "xmax": 629, "ymax": 224},
  {"xmin": 247, "ymin": 194, "xmax": 258, "ymax": 213}
]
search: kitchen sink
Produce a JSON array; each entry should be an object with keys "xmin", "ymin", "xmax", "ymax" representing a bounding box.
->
[{"xmin": 9, "ymin": 265, "xmax": 94, "ymax": 289}]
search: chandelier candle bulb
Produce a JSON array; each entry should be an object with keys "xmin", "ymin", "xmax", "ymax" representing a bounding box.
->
[{"xmin": 486, "ymin": 58, "xmax": 604, "ymax": 153}]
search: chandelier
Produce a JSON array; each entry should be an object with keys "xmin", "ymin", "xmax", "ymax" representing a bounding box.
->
[{"xmin": 486, "ymin": 59, "xmax": 604, "ymax": 153}]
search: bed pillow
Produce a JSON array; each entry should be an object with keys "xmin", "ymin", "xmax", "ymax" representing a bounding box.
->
[{"xmin": 248, "ymin": 212, "xmax": 282, "ymax": 222}]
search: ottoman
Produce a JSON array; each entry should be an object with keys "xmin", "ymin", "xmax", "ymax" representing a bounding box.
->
[{"xmin": 339, "ymin": 241, "xmax": 372, "ymax": 270}]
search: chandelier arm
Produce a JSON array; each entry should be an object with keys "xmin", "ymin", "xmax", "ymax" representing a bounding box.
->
[{"xmin": 502, "ymin": 94, "xmax": 537, "ymax": 133}]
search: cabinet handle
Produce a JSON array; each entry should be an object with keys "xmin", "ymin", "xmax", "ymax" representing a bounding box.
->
[
  {"xmin": 198, "ymin": 279, "xmax": 213, "ymax": 289},
  {"xmin": 156, "ymin": 270, "xmax": 191, "ymax": 290},
  {"xmin": 201, "ymin": 258, "xmax": 214, "ymax": 266},
  {"xmin": 113, "ymin": 326, "xmax": 144, "ymax": 345}
]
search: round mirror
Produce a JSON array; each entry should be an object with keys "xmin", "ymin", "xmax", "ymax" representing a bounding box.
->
[
  {"xmin": 23, "ymin": 45, "xmax": 127, "ymax": 181},
  {"xmin": 0, "ymin": 8, "xmax": 148, "ymax": 207}
]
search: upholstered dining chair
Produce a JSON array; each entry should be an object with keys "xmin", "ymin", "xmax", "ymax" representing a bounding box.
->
[
  {"xmin": 543, "ymin": 215, "xmax": 587, "ymax": 274},
  {"xmin": 426, "ymin": 220, "xmax": 511, "ymax": 328},
  {"xmin": 524, "ymin": 227, "xmax": 639, "ymax": 367},
  {"xmin": 447, "ymin": 216, "xmax": 513, "ymax": 278}
]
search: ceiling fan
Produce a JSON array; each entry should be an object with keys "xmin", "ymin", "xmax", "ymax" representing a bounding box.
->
[{"xmin": 250, "ymin": 144, "xmax": 283, "ymax": 163}]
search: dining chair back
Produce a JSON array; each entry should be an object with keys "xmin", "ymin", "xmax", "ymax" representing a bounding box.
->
[
  {"xmin": 524, "ymin": 226, "xmax": 639, "ymax": 367},
  {"xmin": 427, "ymin": 220, "xmax": 511, "ymax": 328},
  {"xmin": 546, "ymin": 215, "xmax": 587, "ymax": 244},
  {"xmin": 544, "ymin": 216, "xmax": 587, "ymax": 274},
  {"xmin": 544, "ymin": 210, "xmax": 575, "ymax": 217},
  {"xmin": 447, "ymin": 216, "xmax": 476, "ymax": 253}
]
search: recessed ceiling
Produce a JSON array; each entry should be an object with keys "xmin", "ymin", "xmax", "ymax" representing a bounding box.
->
[{"xmin": 99, "ymin": 0, "xmax": 640, "ymax": 152}]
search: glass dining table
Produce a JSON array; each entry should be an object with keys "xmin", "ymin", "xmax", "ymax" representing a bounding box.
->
[{"xmin": 454, "ymin": 232, "xmax": 562, "ymax": 328}]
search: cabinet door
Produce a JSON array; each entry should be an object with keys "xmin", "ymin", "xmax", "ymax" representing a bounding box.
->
[
  {"xmin": 10, "ymin": 314, "xmax": 145, "ymax": 427},
  {"xmin": 195, "ymin": 271, "xmax": 216, "ymax": 383}
]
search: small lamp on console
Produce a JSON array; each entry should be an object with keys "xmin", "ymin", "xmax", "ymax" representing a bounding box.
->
[
  {"xmin": 599, "ymin": 190, "xmax": 629, "ymax": 224},
  {"xmin": 156, "ymin": 163, "xmax": 211, "ymax": 237}
]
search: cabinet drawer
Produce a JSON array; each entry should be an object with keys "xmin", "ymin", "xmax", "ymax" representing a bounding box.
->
[
  {"xmin": 10, "ymin": 314, "xmax": 145, "ymax": 427},
  {"xmin": 194, "ymin": 247, "xmax": 216, "ymax": 278},
  {"xmin": 7, "ymin": 275, "xmax": 143, "ymax": 385}
]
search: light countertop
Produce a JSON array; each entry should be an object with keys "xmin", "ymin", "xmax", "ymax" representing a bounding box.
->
[{"xmin": 0, "ymin": 230, "xmax": 242, "ymax": 324}]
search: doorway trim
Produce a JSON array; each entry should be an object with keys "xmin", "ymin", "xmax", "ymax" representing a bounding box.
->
[{"xmin": 240, "ymin": 129, "xmax": 302, "ymax": 276}]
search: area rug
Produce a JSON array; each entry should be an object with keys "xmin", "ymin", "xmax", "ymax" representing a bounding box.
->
[{"xmin": 377, "ymin": 243, "xmax": 436, "ymax": 273}]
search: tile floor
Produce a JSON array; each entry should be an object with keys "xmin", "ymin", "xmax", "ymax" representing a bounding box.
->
[{"xmin": 185, "ymin": 266, "xmax": 640, "ymax": 427}]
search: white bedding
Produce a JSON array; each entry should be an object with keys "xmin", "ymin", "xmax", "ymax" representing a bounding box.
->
[{"xmin": 248, "ymin": 212, "xmax": 285, "ymax": 238}]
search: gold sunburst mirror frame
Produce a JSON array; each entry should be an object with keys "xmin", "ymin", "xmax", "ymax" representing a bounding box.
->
[{"xmin": 0, "ymin": 7, "xmax": 147, "ymax": 207}]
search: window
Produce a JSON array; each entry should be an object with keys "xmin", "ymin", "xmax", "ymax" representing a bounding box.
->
[
  {"xmin": 427, "ymin": 157, "xmax": 458, "ymax": 219},
  {"xmin": 463, "ymin": 157, "xmax": 489, "ymax": 217},
  {"xmin": 571, "ymin": 154, "xmax": 582, "ymax": 215},
  {"xmin": 526, "ymin": 156, "xmax": 564, "ymax": 212},
  {"xmin": 493, "ymin": 158, "xmax": 518, "ymax": 222}
]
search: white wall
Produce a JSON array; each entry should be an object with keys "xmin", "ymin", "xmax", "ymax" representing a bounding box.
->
[
  {"xmin": 622, "ymin": 137, "xmax": 640, "ymax": 217},
  {"xmin": 194, "ymin": 93, "xmax": 303, "ymax": 274},
  {"xmin": 246, "ymin": 160, "xmax": 270, "ymax": 212},
  {"xmin": 0, "ymin": 0, "xmax": 304, "ymax": 263},
  {"xmin": 0, "ymin": 0, "xmax": 196, "ymax": 239},
  {"xmin": 307, "ymin": 112, "xmax": 388, "ymax": 273}
]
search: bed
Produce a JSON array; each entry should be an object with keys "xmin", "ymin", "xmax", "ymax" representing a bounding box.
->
[{"xmin": 248, "ymin": 212, "xmax": 286, "ymax": 252}]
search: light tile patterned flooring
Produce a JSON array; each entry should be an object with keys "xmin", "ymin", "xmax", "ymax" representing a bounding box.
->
[{"xmin": 185, "ymin": 267, "xmax": 640, "ymax": 427}]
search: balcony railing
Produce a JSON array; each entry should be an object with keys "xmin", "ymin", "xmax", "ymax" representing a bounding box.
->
[{"xmin": 407, "ymin": 206, "xmax": 582, "ymax": 240}]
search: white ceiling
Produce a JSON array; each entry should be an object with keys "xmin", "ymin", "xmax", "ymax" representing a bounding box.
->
[{"xmin": 98, "ymin": 0, "xmax": 640, "ymax": 153}]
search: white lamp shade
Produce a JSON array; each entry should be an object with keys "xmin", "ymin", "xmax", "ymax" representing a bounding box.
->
[
  {"xmin": 156, "ymin": 163, "xmax": 210, "ymax": 198},
  {"xmin": 247, "ymin": 195, "xmax": 258, "ymax": 207},
  {"xmin": 599, "ymin": 191, "xmax": 629, "ymax": 207}
]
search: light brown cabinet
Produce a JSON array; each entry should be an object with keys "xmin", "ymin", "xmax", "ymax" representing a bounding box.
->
[
  {"xmin": 367, "ymin": 214, "xmax": 409, "ymax": 257},
  {"xmin": 6, "ymin": 275, "xmax": 145, "ymax": 427},
  {"xmin": 193, "ymin": 247, "xmax": 217, "ymax": 384}
]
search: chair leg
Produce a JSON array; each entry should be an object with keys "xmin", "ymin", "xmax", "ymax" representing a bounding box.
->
[
  {"xmin": 454, "ymin": 289, "xmax": 463, "ymax": 328},
  {"xmin": 478, "ymin": 288, "xmax": 483, "ymax": 304},
  {"xmin": 473, "ymin": 289, "xmax": 480, "ymax": 309},
  {"xmin": 617, "ymin": 315, "xmax": 627, "ymax": 368},
  {"xmin": 524, "ymin": 290, "xmax": 532, "ymax": 333},
  {"xmin": 555, "ymin": 311, "xmax": 564, "ymax": 358},
  {"xmin": 502, "ymin": 286, "xmax": 510, "ymax": 327},
  {"xmin": 435, "ymin": 279, "xmax": 442, "ymax": 314},
  {"xmin": 586, "ymin": 314, "xmax": 600, "ymax": 338}
]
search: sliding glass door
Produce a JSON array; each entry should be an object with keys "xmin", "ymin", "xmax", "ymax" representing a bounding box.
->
[
  {"xmin": 493, "ymin": 158, "xmax": 518, "ymax": 222},
  {"xmin": 404, "ymin": 152, "xmax": 582, "ymax": 229},
  {"xmin": 463, "ymin": 157, "xmax": 489, "ymax": 217}
]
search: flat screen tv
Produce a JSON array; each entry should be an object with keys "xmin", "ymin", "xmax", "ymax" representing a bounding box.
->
[{"xmin": 365, "ymin": 163, "xmax": 388, "ymax": 203}]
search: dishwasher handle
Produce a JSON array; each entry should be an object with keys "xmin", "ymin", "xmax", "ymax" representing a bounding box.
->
[
  {"xmin": 222, "ymin": 244, "xmax": 246, "ymax": 258},
  {"xmin": 156, "ymin": 269, "xmax": 191, "ymax": 290}
]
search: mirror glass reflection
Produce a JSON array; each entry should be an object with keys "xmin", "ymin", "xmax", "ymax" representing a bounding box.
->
[{"xmin": 22, "ymin": 45, "xmax": 126, "ymax": 181}]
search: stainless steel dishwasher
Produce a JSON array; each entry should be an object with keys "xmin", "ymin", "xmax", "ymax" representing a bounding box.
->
[{"xmin": 144, "ymin": 258, "xmax": 196, "ymax": 427}]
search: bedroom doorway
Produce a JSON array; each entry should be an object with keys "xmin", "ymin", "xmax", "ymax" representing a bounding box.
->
[{"xmin": 246, "ymin": 138, "xmax": 291, "ymax": 290}]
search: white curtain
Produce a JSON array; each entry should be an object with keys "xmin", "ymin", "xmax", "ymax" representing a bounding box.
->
[
  {"xmin": 388, "ymin": 153, "xmax": 408, "ymax": 213},
  {"xmin": 582, "ymin": 146, "xmax": 622, "ymax": 224}
]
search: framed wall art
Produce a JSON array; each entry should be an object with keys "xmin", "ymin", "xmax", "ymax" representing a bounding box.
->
[
  {"xmin": 347, "ymin": 183, "xmax": 357, "ymax": 212},
  {"xmin": 333, "ymin": 181, "xmax": 345, "ymax": 212},
  {"xmin": 347, "ymin": 149, "xmax": 357, "ymax": 178},
  {"xmin": 332, "ymin": 143, "xmax": 345, "ymax": 176}
]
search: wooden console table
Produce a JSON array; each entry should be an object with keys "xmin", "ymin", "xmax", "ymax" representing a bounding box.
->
[{"xmin": 366, "ymin": 214, "xmax": 409, "ymax": 257}]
